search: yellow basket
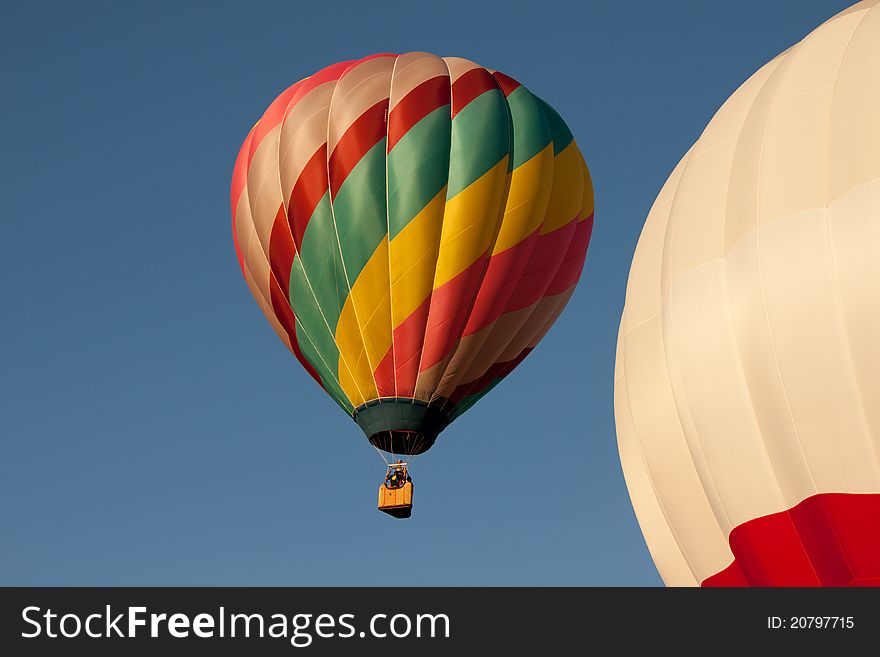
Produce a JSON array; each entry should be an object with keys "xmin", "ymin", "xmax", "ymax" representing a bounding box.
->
[{"xmin": 378, "ymin": 481, "xmax": 413, "ymax": 518}]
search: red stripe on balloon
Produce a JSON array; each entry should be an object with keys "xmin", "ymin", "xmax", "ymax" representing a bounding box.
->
[
  {"xmin": 371, "ymin": 344, "xmax": 397, "ymax": 398},
  {"xmin": 293, "ymin": 60, "xmax": 355, "ymax": 99},
  {"xmin": 269, "ymin": 274, "xmax": 297, "ymax": 340},
  {"xmin": 703, "ymin": 492, "xmax": 880, "ymax": 587},
  {"xmin": 287, "ymin": 145, "xmax": 329, "ymax": 249},
  {"xmin": 386, "ymin": 295, "xmax": 432, "ymax": 397},
  {"xmin": 491, "ymin": 71, "xmax": 522, "ymax": 97},
  {"xmin": 450, "ymin": 67, "xmax": 499, "ymax": 118},
  {"xmin": 269, "ymin": 275, "xmax": 323, "ymax": 387},
  {"xmin": 388, "ymin": 76, "xmax": 450, "ymax": 152},
  {"xmin": 235, "ymin": 60, "xmax": 355, "ymax": 247},
  {"xmin": 248, "ymin": 81, "xmax": 306, "ymax": 166},
  {"xmin": 328, "ymin": 100, "xmax": 389, "ymax": 198},
  {"xmin": 231, "ymin": 126, "xmax": 321, "ymax": 390},
  {"xmin": 462, "ymin": 230, "xmax": 540, "ymax": 336},
  {"xmin": 444, "ymin": 219, "xmax": 589, "ymax": 406},
  {"xmin": 254, "ymin": 59, "xmax": 354, "ymax": 160},
  {"xmin": 385, "ymin": 217, "xmax": 585, "ymax": 392},
  {"xmin": 419, "ymin": 256, "xmax": 490, "ymax": 372},
  {"xmin": 269, "ymin": 205, "xmax": 296, "ymax": 297},
  {"xmin": 505, "ymin": 219, "xmax": 578, "ymax": 313},
  {"xmin": 546, "ymin": 214, "xmax": 593, "ymax": 296}
]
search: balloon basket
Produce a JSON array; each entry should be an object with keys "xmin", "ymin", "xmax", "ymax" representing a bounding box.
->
[{"xmin": 378, "ymin": 481, "xmax": 413, "ymax": 519}]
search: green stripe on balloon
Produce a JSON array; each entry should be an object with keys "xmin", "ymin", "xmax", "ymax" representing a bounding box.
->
[
  {"xmin": 289, "ymin": 252, "xmax": 346, "ymax": 401},
  {"xmin": 538, "ymin": 99, "xmax": 574, "ymax": 155},
  {"xmin": 387, "ymin": 106, "xmax": 451, "ymax": 239},
  {"xmin": 293, "ymin": 194, "xmax": 350, "ymax": 331},
  {"xmin": 330, "ymin": 139, "xmax": 389, "ymax": 287},
  {"xmin": 446, "ymin": 89, "xmax": 510, "ymax": 198},
  {"xmin": 294, "ymin": 316, "xmax": 353, "ymax": 413},
  {"xmin": 506, "ymin": 86, "xmax": 552, "ymax": 169}
]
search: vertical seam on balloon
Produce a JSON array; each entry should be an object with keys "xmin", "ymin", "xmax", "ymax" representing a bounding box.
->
[
  {"xmin": 273, "ymin": 85, "xmax": 368, "ymax": 411},
  {"xmin": 384, "ymin": 56, "xmax": 400, "ymax": 399},
  {"xmin": 409, "ymin": 57, "xmax": 455, "ymax": 406},
  {"xmin": 325, "ymin": 59, "xmax": 385, "ymax": 406}
]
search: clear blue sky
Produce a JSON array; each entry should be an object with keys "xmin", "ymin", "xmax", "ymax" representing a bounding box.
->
[{"xmin": 0, "ymin": 0, "xmax": 853, "ymax": 585}]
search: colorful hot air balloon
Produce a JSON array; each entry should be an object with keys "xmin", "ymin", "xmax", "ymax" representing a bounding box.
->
[
  {"xmin": 615, "ymin": 1, "xmax": 880, "ymax": 585},
  {"xmin": 231, "ymin": 53, "xmax": 593, "ymax": 480}
]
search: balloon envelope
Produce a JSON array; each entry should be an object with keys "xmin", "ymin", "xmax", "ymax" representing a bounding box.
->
[
  {"xmin": 232, "ymin": 52, "xmax": 593, "ymax": 455},
  {"xmin": 615, "ymin": 0, "xmax": 880, "ymax": 586}
]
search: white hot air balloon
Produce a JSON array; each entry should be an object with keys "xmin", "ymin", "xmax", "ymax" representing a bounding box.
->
[{"xmin": 615, "ymin": 0, "xmax": 880, "ymax": 586}]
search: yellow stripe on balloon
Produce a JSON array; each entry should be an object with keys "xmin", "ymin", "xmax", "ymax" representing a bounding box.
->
[
  {"xmin": 389, "ymin": 187, "xmax": 446, "ymax": 327},
  {"xmin": 540, "ymin": 141, "xmax": 585, "ymax": 235},
  {"xmin": 335, "ymin": 240, "xmax": 390, "ymax": 404},
  {"xmin": 434, "ymin": 157, "xmax": 510, "ymax": 287},
  {"xmin": 491, "ymin": 144, "xmax": 555, "ymax": 254},
  {"xmin": 337, "ymin": 348, "xmax": 377, "ymax": 407}
]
